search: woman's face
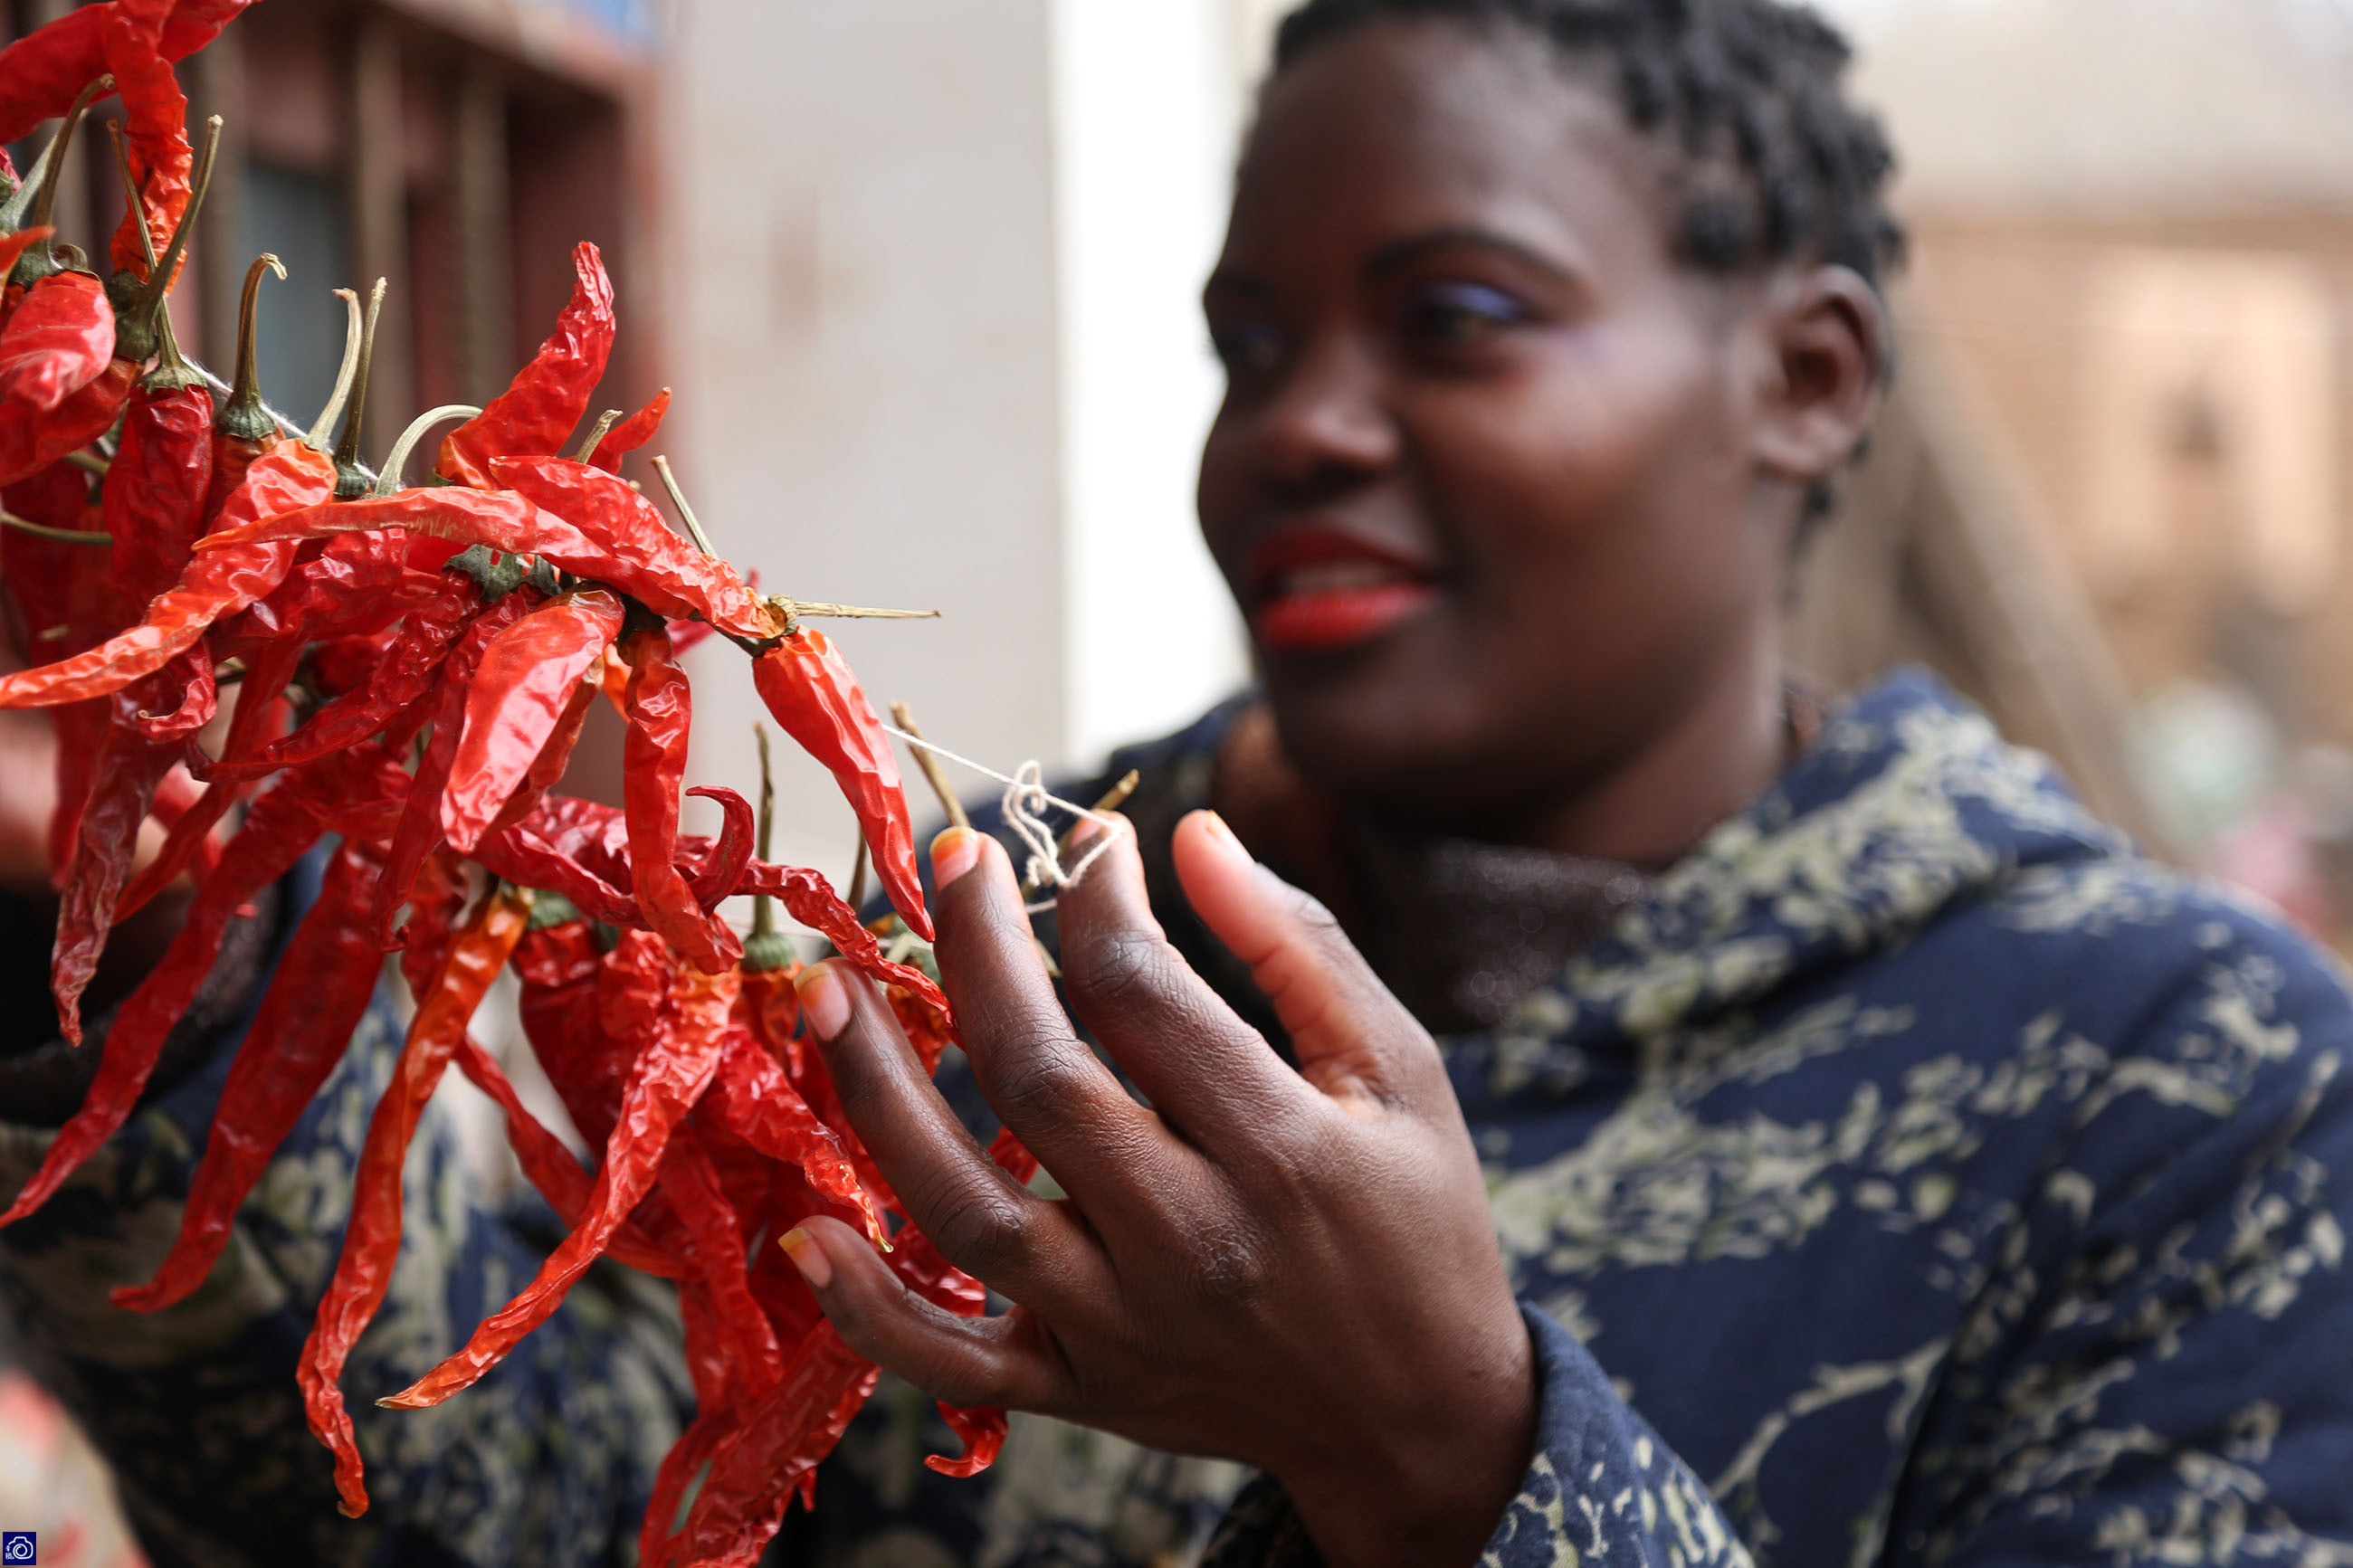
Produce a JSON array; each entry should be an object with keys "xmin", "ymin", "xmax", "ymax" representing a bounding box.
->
[{"xmin": 1197, "ymin": 18, "xmax": 1813, "ymax": 841}]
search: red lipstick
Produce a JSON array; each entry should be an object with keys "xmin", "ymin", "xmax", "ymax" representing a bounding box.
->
[{"xmin": 1246, "ymin": 529, "xmax": 1440, "ymax": 655}]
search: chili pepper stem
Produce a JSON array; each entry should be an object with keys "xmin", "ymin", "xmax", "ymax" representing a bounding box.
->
[
  {"xmin": 772, "ymin": 598, "xmax": 940, "ymax": 625},
  {"xmin": 375, "ymin": 404, "xmax": 483, "ymax": 496},
  {"xmin": 307, "ymin": 290, "xmax": 367, "ymax": 449},
  {"xmin": 216, "ymin": 254, "xmax": 288, "ymax": 442},
  {"xmin": 648, "ymin": 454, "xmax": 718, "ymax": 557},
  {"xmin": 110, "ymin": 117, "xmax": 224, "ymax": 372},
  {"xmin": 750, "ymin": 724, "xmax": 778, "ymax": 944},
  {"xmin": 0, "ymin": 509, "xmax": 112, "ymax": 546},
  {"xmin": 7, "ymin": 76, "xmax": 111, "ymax": 284},
  {"xmin": 845, "ymin": 829, "xmax": 870, "ymax": 913},
  {"xmin": 570, "ymin": 409, "xmax": 624, "ymax": 463},
  {"xmin": 331, "ymin": 279, "xmax": 388, "ymax": 496},
  {"xmin": 887, "ymin": 703, "xmax": 970, "ymax": 833},
  {"xmin": 64, "ymin": 450, "xmax": 110, "ymax": 479}
]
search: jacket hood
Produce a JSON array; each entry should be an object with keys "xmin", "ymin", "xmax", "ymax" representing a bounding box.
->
[{"xmin": 1558, "ymin": 669, "xmax": 2133, "ymax": 1040}]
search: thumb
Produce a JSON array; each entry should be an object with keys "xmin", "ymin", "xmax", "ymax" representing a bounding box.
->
[{"xmin": 1170, "ymin": 809, "xmax": 1439, "ymax": 1112}]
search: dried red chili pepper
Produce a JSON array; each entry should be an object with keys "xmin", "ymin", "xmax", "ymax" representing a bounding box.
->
[
  {"xmin": 135, "ymin": 643, "xmax": 214, "ymax": 738},
  {"xmin": 205, "ymin": 252, "xmax": 283, "ymax": 518},
  {"xmin": 437, "ymin": 242, "xmax": 614, "ymax": 489},
  {"xmin": 299, "ymin": 882, "xmax": 533, "ymax": 1517},
  {"xmin": 653, "ymin": 1322, "xmax": 878, "ymax": 1568},
  {"xmin": 48, "ymin": 679, "xmax": 180, "ymax": 1043},
  {"xmin": 513, "ymin": 917, "xmax": 623, "ymax": 1143},
  {"xmin": 683, "ymin": 784, "xmax": 755, "ymax": 912},
  {"xmin": 0, "ymin": 4, "xmax": 255, "ymax": 147},
  {"xmin": 105, "ymin": 375, "xmax": 215, "ymax": 608},
  {"xmin": 490, "ymin": 457, "xmax": 774, "ymax": 639},
  {"xmin": 472, "ymin": 819, "xmax": 638, "ymax": 928},
  {"xmin": 440, "ymin": 587, "xmax": 623, "ymax": 851},
  {"xmin": 623, "ymin": 623, "xmax": 740, "ymax": 973},
  {"xmin": 0, "ymin": 356, "xmax": 135, "ymax": 489},
  {"xmin": 485, "ymin": 673, "xmax": 598, "ymax": 836},
  {"xmin": 396, "ymin": 850, "xmax": 471, "ymax": 1000},
  {"xmin": 751, "ymin": 627, "xmax": 932, "ymax": 941},
  {"xmin": 926, "ymin": 1404, "xmax": 1007, "ymax": 1479},
  {"xmin": 205, "ymin": 578, "xmax": 474, "ymax": 781},
  {"xmin": 735, "ymin": 858, "xmax": 948, "ymax": 1015},
  {"xmin": 110, "ymin": 835, "xmax": 388, "ymax": 1314},
  {"xmin": 657, "ymin": 1134, "xmax": 784, "ymax": 1393},
  {"xmin": 369, "ymin": 585, "xmax": 541, "ymax": 946},
  {"xmin": 0, "ymin": 443, "xmax": 336, "ymax": 710},
  {"xmin": 0, "ymin": 751, "xmax": 357, "ymax": 1230},
  {"xmin": 212, "ymin": 526, "xmax": 425, "ymax": 655},
  {"xmin": 0, "ymin": 271, "xmax": 114, "ymax": 413},
  {"xmin": 381, "ymin": 962, "xmax": 738, "ymax": 1411},
  {"xmin": 588, "ymin": 386, "xmax": 669, "ymax": 473},
  {"xmin": 194, "ymin": 486, "xmax": 773, "ymax": 639},
  {"xmin": 704, "ymin": 1030, "xmax": 887, "ymax": 1245},
  {"xmin": 102, "ymin": 0, "xmax": 190, "ymax": 282},
  {"xmin": 112, "ymin": 632, "xmax": 302, "ymax": 919}
]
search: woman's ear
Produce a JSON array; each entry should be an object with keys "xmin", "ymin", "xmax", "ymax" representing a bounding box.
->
[{"xmin": 1748, "ymin": 264, "xmax": 1888, "ymax": 485}]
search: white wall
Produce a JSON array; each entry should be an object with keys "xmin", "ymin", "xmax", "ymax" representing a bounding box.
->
[
  {"xmin": 1051, "ymin": 0, "xmax": 1249, "ymax": 769},
  {"xmin": 662, "ymin": 0, "xmax": 1258, "ymax": 895},
  {"xmin": 662, "ymin": 0, "xmax": 1067, "ymax": 879}
]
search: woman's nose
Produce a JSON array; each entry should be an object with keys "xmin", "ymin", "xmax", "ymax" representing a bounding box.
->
[{"xmin": 1248, "ymin": 337, "xmax": 1399, "ymax": 499}]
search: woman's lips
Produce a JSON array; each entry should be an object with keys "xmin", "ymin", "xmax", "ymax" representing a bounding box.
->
[
  {"xmin": 1247, "ymin": 536, "xmax": 1442, "ymax": 654},
  {"xmin": 1255, "ymin": 580, "xmax": 1440, "ymax": 653}
]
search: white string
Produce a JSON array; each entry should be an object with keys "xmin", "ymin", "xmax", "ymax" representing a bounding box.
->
[{"xmin": 881, "ymin": 724, "xmax": 1129, "ymax": 913}]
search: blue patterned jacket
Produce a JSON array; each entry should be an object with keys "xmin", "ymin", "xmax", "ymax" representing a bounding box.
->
[{"xmin": 5, "ymin": 670, "xmax": 2350, "ymax": 1566}]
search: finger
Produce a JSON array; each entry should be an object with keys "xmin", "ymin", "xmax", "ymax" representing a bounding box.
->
[
  {"xmin": 798, "ymin": 959, "xmax": 1091, "ymax": 1300},
  {"xmin": 1169, "ymin": 810, "xmax": 1446, "ymax": 1112},
  {"xmin": 1049, "ymin": 812, "xmax": 1300, "ymax": 1137},
  {"xmin": 779, "ymin": 1216, "xmax": 1069, "ymax": 1411},
  {"xmin": 927, "ymin": 827, "xmax": 1176, "ymax": 1198}
]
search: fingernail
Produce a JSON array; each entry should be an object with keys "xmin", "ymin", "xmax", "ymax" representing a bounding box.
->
[
  {"xmin": 795, "ymin": 963, "xmax": 850, "ymax": 1039},
  {"xmin": 1202, "ymin": 810, "xmax": 1243, "ymax": 851},
  {"xmin": 931, "ymin": 826, "xmax": 982, "ymax": 887},
  {"xmin": 779, "ymin": 1228, "xmax": 834, "ymax": 1289}
]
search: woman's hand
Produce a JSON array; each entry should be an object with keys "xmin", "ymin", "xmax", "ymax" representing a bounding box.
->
[{"xmin": 783, "ymin": 812, "xmax": 1536, "ymax": 1568}]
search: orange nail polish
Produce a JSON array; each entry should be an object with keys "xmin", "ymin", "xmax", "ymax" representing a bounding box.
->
[{"xmin": 779, "ymin": 1228, "xmax": 834, "ymax": 1289}]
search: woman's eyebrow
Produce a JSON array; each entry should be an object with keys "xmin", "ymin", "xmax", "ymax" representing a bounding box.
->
[{"xmin": 1363, "ymin": 227, "xmax": 1575, "ymax": 285}]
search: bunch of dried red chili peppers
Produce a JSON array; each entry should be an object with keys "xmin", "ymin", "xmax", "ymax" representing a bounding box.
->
[{"xmin": 0, "ymin": 5, "xmax": 1024, "ymax": 1562}]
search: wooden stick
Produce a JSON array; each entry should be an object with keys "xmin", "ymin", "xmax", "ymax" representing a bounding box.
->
[{"xmin": 888, "ymin": 701, "xmax": 970, "ymax": 832}]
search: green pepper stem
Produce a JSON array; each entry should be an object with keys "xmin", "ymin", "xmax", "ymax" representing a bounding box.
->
[
  {"xmin": 307, "ymin": 290, "xmax": 365, "ymax": 449},
  {"xmin": 750, "ymin": 722, "xmax": 777, "ymax": 941},
  {"xmin": 330, "ymin": 278, "xmax": 388, "ymax": 487},
  {"xmin": 214, "ymin": 253, "xmax": 287, "ymax": 438},
  {"xmin": 375, "ymin": 404, "xmax": 483, "ymax": 496},
  {"xmin": 7, "ymin": 76, "xmax": 110, "ymax": 281},
  {"xmin": 129, "ymin": 116, "xmax": 223, "ymax": 321},
  {"xmin": 0, "ymin": 509, "xmax": 111, "ymax": 546}
]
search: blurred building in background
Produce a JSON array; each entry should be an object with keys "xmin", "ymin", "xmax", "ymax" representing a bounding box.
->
[{"xmin": 1798, "ymin": 0, "xmax": 2353, "ymax": 945}]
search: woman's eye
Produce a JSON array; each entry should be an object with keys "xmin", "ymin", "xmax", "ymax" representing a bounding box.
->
[
  {"xmin": 1405, "ymin": 280, "xmax": 1530, "ymax": 347},
  {"xmin": 1209, "ymin": 318, "xmax": 1284, "ymax": 377}
]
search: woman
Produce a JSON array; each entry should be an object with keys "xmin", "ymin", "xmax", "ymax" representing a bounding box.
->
[
  {"xmin": 3, "ymin": 1, "xmax": 2348, "ymax": 1564},
  {"xmin": 771, "ymin": 2, "xmax": 2353, "ymax": 1563}
]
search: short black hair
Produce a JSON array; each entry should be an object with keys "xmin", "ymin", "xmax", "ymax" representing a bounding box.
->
[{"xmin": 1269, "ymin": 0, "xmax": 1906, "ymax": 293}]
